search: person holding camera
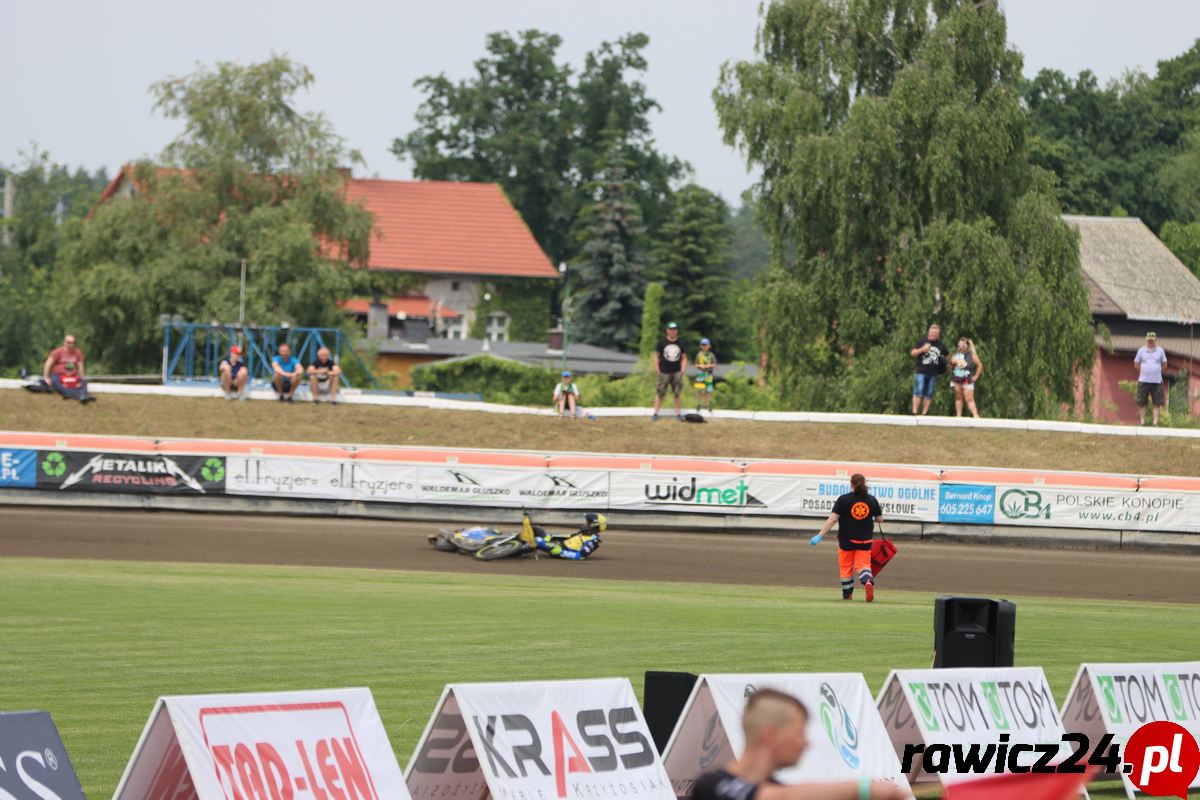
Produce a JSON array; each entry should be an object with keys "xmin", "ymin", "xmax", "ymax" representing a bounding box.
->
[{"xmin": 909, "ymin": 323, "xmax": 948, "ymax": 415}]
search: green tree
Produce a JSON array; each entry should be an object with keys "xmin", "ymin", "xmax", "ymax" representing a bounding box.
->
[
  {"xmin": 727, "ymin": 203, "xmax": 772, "ymax": 280},
  {"xmin": 1161, "ymin": 220, "xmax": 1200, "ymax": 278},
  {"xmin": 0, "ymin": 151, "xmax": 109, "ymax": 374},
  {"xmin": 651, "ymin": 184, "xmax": 732, "ymax": 351},
  {"xmin": 571, "ymin": 140, "xmax": 647, "ymax": 351},
  {"xmin": 716, "ymin": 0, "xmax": 1094, "ymax": 417},
  {"xmin": 639, "ymin": 281, "xmax": 664, "ymax": 359},
  {"xmin": 56, "ymin": 56, "xmax": 373, "ymax": 372},
  {"xmin": 392, "ymin": 30, "xmax": 686, "ymax": 266}
]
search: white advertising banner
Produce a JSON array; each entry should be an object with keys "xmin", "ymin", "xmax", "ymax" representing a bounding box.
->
[
  {"xmin": 608, "ymin": 472, "xmax": 802, "ymax": 515},
  {"xmin": 406, "ymin": 679, "xmax": 674, "ymax": 800},
  {"xmin": 1061, "ymin": 662, "xmax": 1200, "ymax": 799},
  {"xmin": 409, "ymin": 466, "xmax": 609, "ymax": 509},
  {"xmin": 991, "ymin": 486, "xmax": 1200, "ymax": 532},
  {"xmin": 225, "ymin": 457, "xmax": 355, "ymax": 500},
  {"xmin": 792, "ymin": 478, "xmax": 940, "ymax": 522},
  {"xmin": 662, "ymin": 674, "xmax": 910, "ymax": 798},
  {"xmin": 876, "ymin": 668, "xmax": 1075, "ymax": 788},
  {"xmin": 114, "ymin": 687, "xmax": 408, "ymax": 800}
]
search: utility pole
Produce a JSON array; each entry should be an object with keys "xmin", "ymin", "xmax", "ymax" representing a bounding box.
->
[
  {"xmin": 2, "ymin": 174, "xmax": 14, "ymax": 249},
  {"xmin": 238, "ymin": 258, "xmax": 247, "ymax": 330}
]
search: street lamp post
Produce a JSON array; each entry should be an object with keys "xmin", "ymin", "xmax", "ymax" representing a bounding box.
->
[{"xmin": 558, "ymin": 262, "xmax": 570, "ymax": 372}]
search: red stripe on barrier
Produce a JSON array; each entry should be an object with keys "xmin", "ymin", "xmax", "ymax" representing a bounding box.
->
[
  {"xmin": 155, "ymin": 440, "xmax": 348, "ymax": 459},
  {"xmin": 1137, "ymin": 477, "xmax": 1200, "ymax": 492},
  {"xmin": 0, "ymin": 432, "xmax": 157, "ymax": 452},
  {"xmin": 744, "ymin": 462, "xmax": 940, "ymax": 481},
  {"xmin": 353, "ymin": 448, "xmax": 545, "ymax": 467},
  {"xmin": 939, "ymin": 469, "xmax": 1138, "ymax": 490}
]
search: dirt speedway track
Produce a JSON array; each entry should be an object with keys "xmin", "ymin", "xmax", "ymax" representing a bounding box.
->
[{"xmin": 2, "ymin": 507, "xmax": 1197, "ymax": 604}]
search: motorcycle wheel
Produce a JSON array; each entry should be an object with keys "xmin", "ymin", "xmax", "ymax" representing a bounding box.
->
[{"xmin": 475, "ymin": 539, "xmax": 530, "ymax": 561}]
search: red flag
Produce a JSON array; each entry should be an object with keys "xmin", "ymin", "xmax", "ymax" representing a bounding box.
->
[{"xmin": 943, "ymin": 768, "xmax": 1096, "ymax": 800}]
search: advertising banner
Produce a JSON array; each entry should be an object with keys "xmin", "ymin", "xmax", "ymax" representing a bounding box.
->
[
  {"xmin": 938, "ymin": 484, "xmax": 997, "ymax": 525},
  {"xmin": 609, "ymin": 472, "xmax": 800, "ymax": 515},
  {"xmin": 0, "ymin": 449, "xmax": 38, "ymax": 489},
  {"xmin": 0, "ymin": 711, "xmax": 86, "ymax": 800},
  {"xmin": 224, "ymin": 456, "xmax": 352, "ymax": 500},
  {"xmin": 410, "ymin": 465, "xmax": 610, "ymax": 509},
  {"xmin": 406, "ymin": 678, "xmax": 674, "ymax": 800},
  {"xmin": 876, "ymin": 668, "xmax": 1074, "ymax": 788},
  {"xmin": 114, "ymin": 687, "xmax": 408, "ymax": 800},
  {"xmin": 793, "ymin": 478, "xmax": 940, "ymax": 521},
  {"xmin": 990, "ymin": 486, "xmax": 1200, "ymax": 533},
  {"xmin": 662, "ymin": 674, "xmax": 910, "ymax": 798},
  {"xmin": 35, "ymin": 451, "xmax": 225, "ymax": 494},
  {"xmin": 1061, "ymin": 662, "xmax": 1200, "ymax": 799}
]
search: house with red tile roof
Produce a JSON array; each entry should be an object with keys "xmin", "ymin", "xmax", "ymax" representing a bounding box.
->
[{"xmin": 97, "ymin": 168, "xmax": 559, "ymax": 342}]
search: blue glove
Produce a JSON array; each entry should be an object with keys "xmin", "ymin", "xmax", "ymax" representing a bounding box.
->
[{"xmin": 809, "ymin": 533, "xmax": 824, "ymax": 546}]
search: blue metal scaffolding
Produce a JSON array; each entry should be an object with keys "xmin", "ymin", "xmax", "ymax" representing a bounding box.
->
[{"xmin": 160, "ymin": 322, "xmax": 379, "ymax": 389}]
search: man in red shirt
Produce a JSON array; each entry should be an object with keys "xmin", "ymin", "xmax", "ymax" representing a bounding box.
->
[{"xmin": 42, "ymin": 334, "xmax": 94, "ymax": 403}]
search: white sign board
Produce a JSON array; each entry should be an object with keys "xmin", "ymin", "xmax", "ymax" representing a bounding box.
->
[
  {"xmin": 113, "ymin": 688, "xmax": 408, "ymax": 800},
  {"xmin": 991, "ymin": 487, "xmax": 1200, "ymax": 532},
  {"xmin": 1061, "ymin": 662, "xmax": 1200, "ymax": 798},
  {"xmin": 406, "ymin": 678, "xmax": 674, "ymax": 800},
  {"xmin": 662, "ymin": 674, "xmax": 911, "ymax": 798},
  {"xmin": 876, "ymin": 668, "xmax": 1077, "ymax": 789}
]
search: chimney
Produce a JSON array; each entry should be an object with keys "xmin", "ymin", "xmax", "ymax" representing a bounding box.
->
[
  {"xmin": 547, "ymin": 326, "xmax": 564, "ymax": 352},
  {"xmin": 367, "ymin": 301, "xmax": 389, "ymax": 341}
]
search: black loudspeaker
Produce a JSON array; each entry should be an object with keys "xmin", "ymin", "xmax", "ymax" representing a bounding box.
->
[
  {"xmin": 643, "ymin": 671, "xmax": 698, "ymax": 754},
  {"xmin": 933, "ymin": 596, "xmax": 1016, "ymax": 668}
]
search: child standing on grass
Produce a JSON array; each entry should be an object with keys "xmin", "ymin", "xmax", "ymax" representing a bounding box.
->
[{"xmin": 694, "ymin": 338, "xmax": 717, "ymax": 414}]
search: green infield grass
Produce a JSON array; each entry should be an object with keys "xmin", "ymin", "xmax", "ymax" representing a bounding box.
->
[{"xmin": 0, "ymin": 558, "xmax": 1192, "ymax": 797}]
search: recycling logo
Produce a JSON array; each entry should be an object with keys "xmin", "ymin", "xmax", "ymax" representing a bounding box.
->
[
  {"xmin": 42, "ymin": 452, "xmax": 67, "ymax": 477},
  {"xmin": 200, "ymin": 457, "xmax": 225, "ymax": 482}
]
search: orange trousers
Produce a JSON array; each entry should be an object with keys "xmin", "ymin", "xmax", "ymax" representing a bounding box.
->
[{"xmin": 839, "ymin": 547, "xmax": 873, "ymax": 581}]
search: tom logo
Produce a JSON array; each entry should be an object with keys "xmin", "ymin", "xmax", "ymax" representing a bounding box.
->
[
  {"xmin": 819, "ymin": 683, "xmax": 861, "ymax": 769},
  {"xmin": 199, "ymin": 702, "xmax": 380, "ymax": 800}
]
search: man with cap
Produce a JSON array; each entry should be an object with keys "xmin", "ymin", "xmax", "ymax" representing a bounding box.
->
[
  {"xmin": 1134, "ymin": 331, "xmax": 1168, "ymax": 426},
  {"xmin": 553, "ymin": 370, "xmax": 580, "ymax": 418},
  {"xmin": 694, "ymin": 337, "xmax": 717, "ymax": 414},
  {"xmin": 652, "ymin": 322, "xmax": 688, "ymax": 421},
  {"xmin": 219, "ymin": 345, "xmax": 249, "ymax": 401}
]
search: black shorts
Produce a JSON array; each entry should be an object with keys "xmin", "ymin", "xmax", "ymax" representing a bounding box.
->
[{"xmin": 1136, "ymin": 382, "xmax": 1164, "ymax": 407}]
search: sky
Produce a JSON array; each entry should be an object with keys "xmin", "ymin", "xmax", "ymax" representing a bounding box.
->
[{"xmin": 4, "ymin": 0, "xmax": 1200, "ymax": 203}]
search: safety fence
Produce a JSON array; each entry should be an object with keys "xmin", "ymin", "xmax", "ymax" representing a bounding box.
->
[
  {"xmin": 4, "ymin": 662, "xmax": 1198, "ymax": 800},
  {"xmin": 3, "ymin": 431, "xmax": 1200, "ymax": 533}
]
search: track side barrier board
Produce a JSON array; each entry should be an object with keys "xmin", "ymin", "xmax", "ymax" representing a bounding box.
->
[
  {"xmin": 0, "ymin": 711, "xmax": 86, "ymax": 800},
  {"xmin": 661, "ymin": 674, "xmax": 911, "ymax": 798},
  {"xmin": 876, "ymin": 668, "xmax": 1078, "ymax": 791},
  {"xmin": 1060, "ymin": 662, "xmax": 1200, "ymax": 799},
  {"xmin": 405, "ymin": 678, "xmax": 674, "ymax": 800},
  {"xmin": 113, "ymin": 688, "xmax": 408, "ymax": 800},
  {"xmin": 4, "ymin": 432, "xmax": 1200, "ymax": 533}
]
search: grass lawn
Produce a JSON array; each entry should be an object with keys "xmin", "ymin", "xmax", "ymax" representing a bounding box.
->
[
  {"xmin": 0, "ymin": 558, "xmax": 1193, "ymax": 797},
  {"xmin": 4, "ymin": 389, "xmax": 1200, "ymax": 475}
]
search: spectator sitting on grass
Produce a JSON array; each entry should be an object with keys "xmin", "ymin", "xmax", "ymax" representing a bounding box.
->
[
  {"xmin": 219, "ymin": 345, "xmax": 249, "ymax": 401},
  {"xmin": 271, "ymin": 342, "xmax": 304, "ymax": 402},
  {"xmin": 42, "ymin": 334, "xmax": 94, "ymax": 404},
  {"xmin": 554, "ymin": 370, "xmax": 580, "ymax": 418},
  {"xmin": 307, "ymin": 346, "xmax": 342, "ymax": 405}
]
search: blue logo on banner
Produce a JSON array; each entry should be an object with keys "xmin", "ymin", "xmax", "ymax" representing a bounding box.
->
[
  {"xmin": 938, "ymin": 484, "xmax": 996, "ymax": 524},
  {"xmin": 0, "ymin": 450, "xmax": 36, "ymax": 488}
]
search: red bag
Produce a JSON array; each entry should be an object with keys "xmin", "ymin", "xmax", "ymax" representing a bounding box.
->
[{"xmin": 871, "ymin": 536, "xmax": 897, "ymax": 576}]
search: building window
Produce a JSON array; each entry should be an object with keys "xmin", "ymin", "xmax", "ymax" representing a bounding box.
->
[
  {"xmin": 486, "ymin": 312, "xmax": 510, "ymax": 343},
  {"xmin": 442, "ymin": 319, "xmax": 466, "ymax": 340}
]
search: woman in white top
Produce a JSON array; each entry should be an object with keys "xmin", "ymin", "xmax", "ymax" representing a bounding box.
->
[{"xmin": 949, "ymin": 338, "xmax": 984, "ymax": 418}]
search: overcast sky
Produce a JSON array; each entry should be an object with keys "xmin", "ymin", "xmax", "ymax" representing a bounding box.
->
[{"xmin": 4, "ymin": 0, "xmax": 1200, "ymax": 203}]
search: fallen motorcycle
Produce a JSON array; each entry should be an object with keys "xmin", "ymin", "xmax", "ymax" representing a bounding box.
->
[{"xmin": 429, "ymin": 511, "xmax": 605, "ymax": 561}]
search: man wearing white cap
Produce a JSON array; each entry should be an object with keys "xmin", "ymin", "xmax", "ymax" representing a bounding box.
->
[{"xmin": 1134, "ymin": 331, "xmax": 1168, "ymax": 426}]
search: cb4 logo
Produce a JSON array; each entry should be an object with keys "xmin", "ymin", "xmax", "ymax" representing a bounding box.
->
[
  {"xmin": 819, "ymin": 683, "xmax": 860, "ymax": 769},
  {"xmin": 999, "ymin": 489, "xmax": 1051, "ymax": 521},
  {"xmin": 1123, "ymin": 721, "xmax": 1200, "ymax": 799}
]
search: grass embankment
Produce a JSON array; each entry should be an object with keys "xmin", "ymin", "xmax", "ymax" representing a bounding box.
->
[
  {"xmin": 3, "ymin": 389, "xmax": 1199, "ymax": 475},
  {"xmin": 0, "ymin": 558, "xmax": 1192, "ymax": 796}
]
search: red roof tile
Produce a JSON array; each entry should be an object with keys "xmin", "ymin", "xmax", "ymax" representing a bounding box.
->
[
  {"xmin": 338, "ymin": 296, "xmax": 460, "ymax": 319},
  {"xmin": 346, "ymin": 179, "xmax": 559, "ymax": 279}
]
